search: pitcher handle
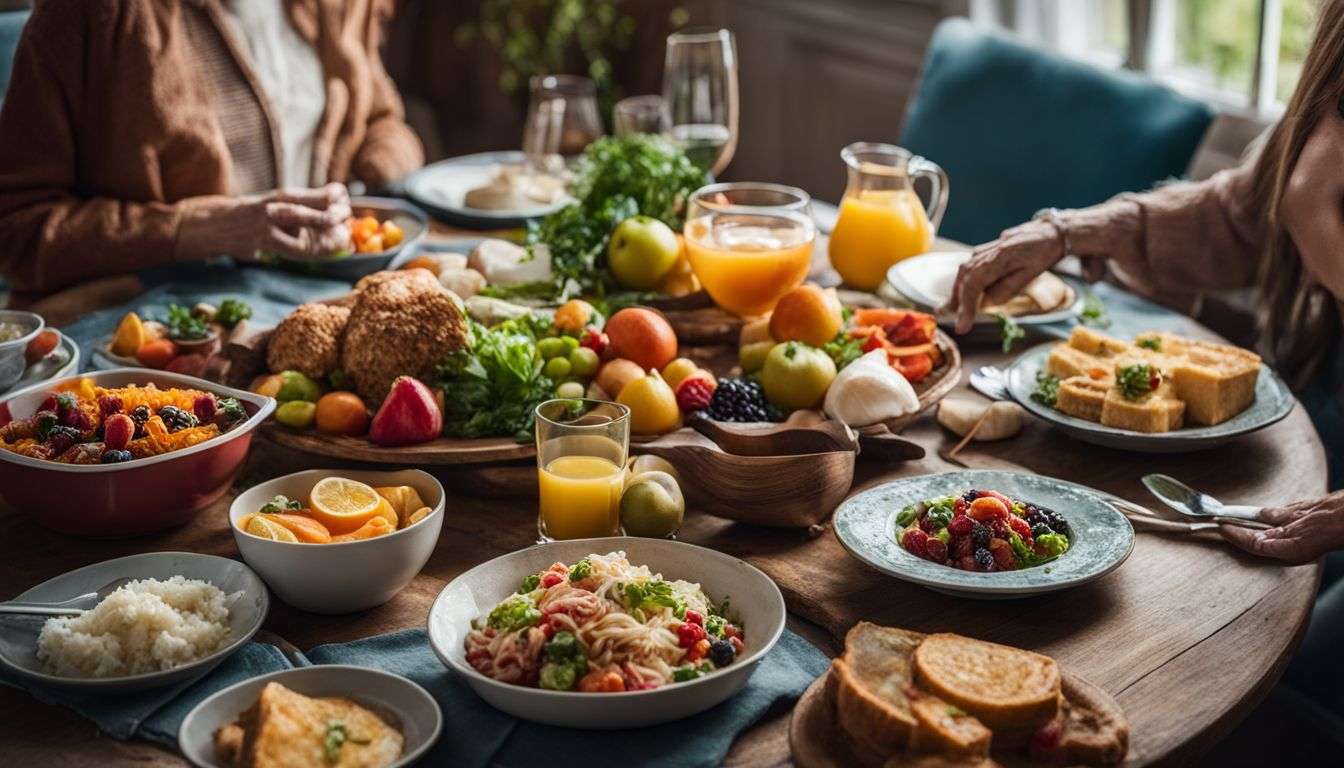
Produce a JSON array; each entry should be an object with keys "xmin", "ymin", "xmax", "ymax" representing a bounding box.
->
[{"xmin": 907, "ymin": 155, "xmax": 949, "ymax": 233}]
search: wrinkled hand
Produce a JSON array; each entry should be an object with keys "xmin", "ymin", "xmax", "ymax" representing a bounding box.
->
[
  {"xmin": 941, "ymin": 220, "xmax": 1102, "ymax": 334},
  {"xmin": 1220, "ymin": 493, "xmax": 1344, "ymax": 565},
  {"xmin": 179, "ymin": 183, "xmax": 352, "ymax": 262}
]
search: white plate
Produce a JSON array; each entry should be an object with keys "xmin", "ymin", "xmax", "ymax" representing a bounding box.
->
[
  {"xmin": 178, "ymin": 665, "xmax": 442, "ymax": 768},
  {"xmin": 426, "ymin": 537, "xmax": 786, "ymax": 729},
  {"xmin": 833, "ymin": 470, "xmax": 1134, "ymax": 599},
  {"xmin": 0, "ymin": 552, "xmax": 268, "ymax": 693},
  {"xmin": 404, "ymin": 151, "xmax": 571, "ymax": 228},
  {"xmin": 1, "ymin": 330, "xmax": 79, "ymax": 395},
  {"xmin": 886, "ymin": 251, "xmax": 1083, "ymax": 326}
]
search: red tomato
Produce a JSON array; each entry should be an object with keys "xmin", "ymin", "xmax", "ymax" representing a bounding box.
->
[{"xmin": 894, "ymin": 354, "xmax": 934, "ymax": 382}]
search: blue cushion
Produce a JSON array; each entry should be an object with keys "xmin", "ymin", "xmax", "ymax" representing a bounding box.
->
[
  {"xmin": 0, "ymin": 9, "xmax": 30, "ymax": 103},
  {"xmin": 900, "ymin": 18, "xmax": 1213, "ymax": 246}
]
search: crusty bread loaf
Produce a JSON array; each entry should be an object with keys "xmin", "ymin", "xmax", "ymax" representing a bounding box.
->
[
  {"xmin": 909, "ymin": 695, "xmax": 992, "ymax": 756},
  {"xmin": 884, "ymin": 753, "xmax": 1001, "ymax": 768},
  {"xmin": 833, "ymin": 623, "xmax": 926, "ymax": 756},
  {"xmin": 912, "ymin": 634, "xmax": 1060, "ymax": 739}
]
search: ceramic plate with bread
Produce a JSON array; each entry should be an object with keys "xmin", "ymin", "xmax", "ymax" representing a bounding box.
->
[
  {"xmin": 885, "ymin": 252, "xmax": 1082, "ymax": 326},
  {"xmin": 790, "ymin": 623, "xmax": 1129, "ymax": 768}
]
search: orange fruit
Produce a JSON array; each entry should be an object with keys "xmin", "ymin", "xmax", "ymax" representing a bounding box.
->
[
  {"xmin": 605, "ymin": 308, "xmax": 677, "ymax": 372},
  {"xmin": 768, "ymin": 285, "xmax": 843, "ymax": 347},
  {"xmin": 314, "ymin": 392, "xmax": 370, "ymax": 436},
  {"xmin": 595, "ymin": 358, "xmax": 645, "ymax": 400},
  {"xmin": 135, "ymin": 339, "xmax": 177, "ymax": 369},
  {"xmin": 308, "ymin": 477, "xmax": 384, "ymax": 534},
  {"xmin": 553, "ymin": 299, "xmax": 596, "ymax": 335},
  {"xmin": 110, "ymin": 312, "xmax": 146, "ymax": 357},
  {"xmin": 241, "ymin": 514, "xmax": 299, "ymax": 543}
]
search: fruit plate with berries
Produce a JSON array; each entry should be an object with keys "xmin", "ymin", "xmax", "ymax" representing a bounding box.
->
[
  {"xmin": 0, "ymin": 368, "xmax": 274, "ymax": 537},
  {"xmin": 833, "ymin": 470, "xmax": 1133, "ymax": 599}
]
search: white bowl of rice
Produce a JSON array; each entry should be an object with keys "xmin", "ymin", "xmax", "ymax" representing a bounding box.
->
[{"xmin": 0, "ymin": 552, "xmax": 268, "ymax": 693}]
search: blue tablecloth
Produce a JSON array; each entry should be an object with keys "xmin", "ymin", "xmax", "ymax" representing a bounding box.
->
[{"xmin": 1, "ymin": 627, "xmax": 829, "ymax": 768}]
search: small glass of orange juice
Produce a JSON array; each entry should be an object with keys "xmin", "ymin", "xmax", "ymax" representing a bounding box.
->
[
  {"xmin": 535, "ymin": 399, "xmax": 631, "ymax": 542},
  {"xmin": 828, "ymin": 142, "xmax": 949, "ymax": 291},
  {"xmin": 683, "ymin": 182, "xmax": 816, "ymax": 317}
]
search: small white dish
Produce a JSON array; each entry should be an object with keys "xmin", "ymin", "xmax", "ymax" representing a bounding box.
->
[
  {"xmin": 886, "ymin": 251, "xmax": 1083, "ymax": 326},
  {"xmin": 0, "ymin": 552, "xmax": 268, "ymax": 693},
  {"xmin": 178, "ymin": 664, "xmax": 442, "ymax": 768},
  {"xmin": 2, "ymin": 329, "xmax": 78, "ymax": 395},
  {"xmin": 229, "ymin": 469, "xmax": 445, "ymax": 614},
  {"xmin": 427, "ymin": 536, "xmax": 786, "ymax": 729},
  {"xmin": 0, "ymin": 310, "xmax": 44, "ymax": 391}
]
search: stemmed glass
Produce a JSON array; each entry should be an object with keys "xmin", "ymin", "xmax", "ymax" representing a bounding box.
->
[
  {"xmin": 524, "ymin": 74, "xmax": 605, "ymax": 167},
  {"xmin": 662, "ymin": 28, "xmax": 739, "ymax": 175},
  {"xmin": 613, "ymin": 95, "xmax": 671, "ymax": 137}
]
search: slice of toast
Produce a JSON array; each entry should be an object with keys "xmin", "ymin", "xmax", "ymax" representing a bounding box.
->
[
  {"xmin": 1170, "ymin": 342, "xmax": 1260, "ymax": 426},
  {"xmin": 1055, "ymin": 376, "xmax": 1109, "ymax": 422},
  {"xmin": 833, "ymin": 623, "xmax": 927, "ymax": 756},
  {"xmin": 1046, "ymin": 346, "xmax": 1107, "ymax": 380},
  {"xmin": 1099, "ymin": 385, "xmax": 1185, "ymax": 433},
  {"xmin": 909, "ymin": 695, "xmax": 992, "ymax": 756},
  {"xmin": 1066, "ymin": 326, "xmax": 1133, "ymax": 358},
  {"xmin": 911, "ymin": 634, "xmax": 1061, "ymax": 740}
]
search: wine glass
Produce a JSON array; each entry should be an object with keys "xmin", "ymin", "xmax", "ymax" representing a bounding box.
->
[
  {"xmin": 662, "ymin": 28, "xmax": 739, "ymax": 176},
  {"xmin": 613, "ymin": 95, "xmax": 671, "ymax": 137},
  {"xmin": 526, "ymin": 75, "xmax": 604, "ymax": 162}
]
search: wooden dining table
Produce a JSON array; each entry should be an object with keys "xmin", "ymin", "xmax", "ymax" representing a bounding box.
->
[{"xmin": 0, "ymin": 223, "xmax": 1326, "ymax": 767}]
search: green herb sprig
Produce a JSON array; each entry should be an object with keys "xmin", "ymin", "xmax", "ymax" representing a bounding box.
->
[
  {"xmin": 1115, "ymin": 363, "xmax": 1157, "ymax": 400},
  {"xmin": 163, "ymin": 304, "xmax": 209, "ymax": 340},
  {"xmin": 1080, "ymin": 292, "xmax": 1111, "ymax": 328},
  {"xmin": 994, "ymin": 312, "xmax": 1025, "ymax": 353},
  {"xmin": 1031, "ymin": 372, "xmax": 1061, "ymax": 407}
]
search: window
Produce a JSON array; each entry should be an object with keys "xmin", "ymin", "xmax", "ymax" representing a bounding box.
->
[{"xmin": 974, "ymin": 0, "xmax": 1319, "ymax": 114}]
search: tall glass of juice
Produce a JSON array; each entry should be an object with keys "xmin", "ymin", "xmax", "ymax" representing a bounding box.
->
[
  {"xmin": 828, "ymin": 142, "xmax": 949, "ymax": 291},
  {"xmin": 535, "ymin": 399, "xmax": 631, "ymax": 542},
  {"xmin": 683, "ymin": 182, "xmax": 816, "ymax": 317}
]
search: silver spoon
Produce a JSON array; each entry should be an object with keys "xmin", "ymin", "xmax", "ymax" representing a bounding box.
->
[
  {"xmin": 0, "ymin": 577, "xmax": 133, "ymax": 617},
  {"xmin": 969, "ymin": 365, "xmax": 1010, "ymax": 401},
  {"xmin": 1142, "ymin": 474, "xmax": 1265, "ymax": 523}
]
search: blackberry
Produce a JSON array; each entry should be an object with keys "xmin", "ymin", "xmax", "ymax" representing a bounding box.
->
[
  {"xmin": 1025, "ymin": 507, "xmax": 1050, "ymax": 529},
  {"xmin": 971, "ymin": 521, "xmax": 991, "ymax": 549},
  {"xmin": 44, "ymin": 425, "xmax": 82, "ymax": 455},
  {"xmin": 974, "ymin": 548, "xmax": 995, "ymax": 572},
  {"xmin": 1031, "ymin": 523, "xmax": 1053, "ymax": 539},
  {"xmin": 706, "ymin": 378, "xmax": 772, "ymax": 422},
  {"xmin": 101, "ymin": 449, "xmax": 133, "ymax": 464},
  {"xmin": 962, "ymin": 490, "xmax": 980, "ymax": 504},
  {"xmin": 129, "ymin": 405, "xmax": 151, "ymax": 437},
  {"xmin": 1036, "ymin": 506, "xmax": 1070, "ymax": 537},
  {"xmin": 157, "ymin": 405, "xmax": 199, "ymax": 432},
  {"xmin": 709, "ymin": 639, "xmax": 735, "ymax": 667}
]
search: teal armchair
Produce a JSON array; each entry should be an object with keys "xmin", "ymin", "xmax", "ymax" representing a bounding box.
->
[{"xmin": 900, "ymin": 18, "xmax": 1214, "ymax": 246}]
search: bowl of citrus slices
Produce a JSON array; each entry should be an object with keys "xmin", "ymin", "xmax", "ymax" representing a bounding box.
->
[{"xmin": 228, "ymin": 469, "xmax": 444, "ymax": 613}]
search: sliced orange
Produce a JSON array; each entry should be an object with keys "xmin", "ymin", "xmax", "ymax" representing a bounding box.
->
[
  {"xmin": 406, "ymin": 506, "xmax": 432, "ymax": 527},
  {"xmin": 110, "ymin": 312, "xmax": 146, "ymax": 357},
  {"xmin": 331, "ymin": 516, "xmax": 396, "ymax": 542},
  {"xmin": 241, "ymin": 514, "xmax": 299, "ymax": 543},
  {"xmin": 308, "ymin": 477, "xmax": 384, "ymax": 534},
  {"xmin": 375, "ymin": 486, "xmax": 427, "ymax": 527},
  {"xmin": 262, "ymin": 513, "xmax": 332, "ymax": 543}
]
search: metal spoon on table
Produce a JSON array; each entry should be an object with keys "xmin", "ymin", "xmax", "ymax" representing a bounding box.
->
[
  {"xmin": 1142, "ymin": 474, "xmax": 1269, "ymax": 528},
  {"xmin": 0, "ymin": 577, "xmax": 132, "ymax": 617}
]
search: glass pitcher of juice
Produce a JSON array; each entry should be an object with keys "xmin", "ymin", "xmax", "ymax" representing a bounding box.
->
[
  {"xmin": 535, "ymin": 399, "xmax": 630, "ymax": 542},
  {"xmin": 683, "ymin": 183, "xmax": 816, "ymax": 317},
  {"xmin": 828, "ymin": 142, "xmax": 949, "ymax": 291}
]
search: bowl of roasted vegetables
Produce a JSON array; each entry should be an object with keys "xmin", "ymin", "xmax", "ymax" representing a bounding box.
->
[{"xmin": 0, "ymin": 369, "xmax": 274, "ymax": 537}]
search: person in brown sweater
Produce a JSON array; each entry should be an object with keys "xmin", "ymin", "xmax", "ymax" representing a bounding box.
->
[{"xmin": 0, "ymin": 0, "xmax": 423, "ymax": 294}]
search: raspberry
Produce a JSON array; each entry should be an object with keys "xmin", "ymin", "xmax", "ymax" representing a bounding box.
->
[
  {"xmin": 677, "ymin": 621, "xmax": 707, "ymax": 648},
  {"xmin": 988, "ymin": 538, "xmax": 1017, "ymax": 570},
  {"xmin": 953, "ymin": 497, "xmax": 968, "ymax": 516},
  {"xmin": 901, "ymin": 528, "xmax": 930, "ymax": 558},
  {"xmin": 675, "ymin": 374, "xmax": 716, "ymax": 413},
  {"xmin": 969, "ymin": 497, "xmax": 1010, "ymax": 522},
  {"xmin": 192, "ymin": 393, "xmax": 218, "ymax": 423},
  {"xmin": 918, "ymin": 513, "xmax": 940, "ymax": 534},
  {"xmin": 990, "ymin": 518, "xmax": 1011, "ymax": 539},
  {"xmin": 923, "ymin": 537, "xmax": 948, "ymax": 563},
  {"xmin": 102, "ymin": 413, "xmax": 134, "ymax": 451},
  {"xmin": 947, "ymin": 515, "xmax": 974, "ymax": 537},
  {"xmin": 1007, "ymin": 515, "xmax": 1033, "ymax": 539},
  {"xmin": 97, "ymin": 394, "xmax": 123, "ymax": 419}
]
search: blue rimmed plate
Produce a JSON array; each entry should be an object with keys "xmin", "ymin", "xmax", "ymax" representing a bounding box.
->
[
  {"xmin": 833, "ymin": 470, "xmax": 1133, "ymax": 599},
  {"xmin": 1005, "ymin": 343, "xmax": 1295, "ymax": 453}
]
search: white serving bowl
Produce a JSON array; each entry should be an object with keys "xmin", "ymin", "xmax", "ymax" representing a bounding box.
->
[
  {"xmin": 229, "ymin": 469, "xmax": 445, "ymax": 614},
  {"xmin": 179, "ymin": 665, "xmax": 442, "ymax": 768},
  {"xmin": 427, "ymin": 537, "xmax": 786, "ymax": 729}
]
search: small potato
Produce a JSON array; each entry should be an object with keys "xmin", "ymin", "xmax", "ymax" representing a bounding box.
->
[{"xmin": 936, "ymin": 396, "xmax": 1025, "ymax": 441}]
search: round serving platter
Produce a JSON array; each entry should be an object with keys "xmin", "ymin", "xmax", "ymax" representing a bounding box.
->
[
  {"xmin": 832, "ymin": 469, "xmax": 1134, "ymax": 600},
  {"xmin": 403, "ymin": 151, "xmax": 571, "ymax": 229},
  {"xmin": 1004, "ymin": 343, "xmax": 1295, "ymax": 453}
]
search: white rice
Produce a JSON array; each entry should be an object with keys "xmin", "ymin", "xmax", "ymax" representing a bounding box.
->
[{"xmin": 36, "ymin": 576, "xmax": 231, "ymax": 678}]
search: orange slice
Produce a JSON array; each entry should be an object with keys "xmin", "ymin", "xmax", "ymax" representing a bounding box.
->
[
  {"xmin": 331, "ymin": 516, "xmax": 396, "ymax": 542},
  {"xmin": 308, "ymin": 477, "xmax": 383, "ymax": 534},
  {"xmin": 241, "ymin": 514, "xmax": 299, "ymax": 543}
]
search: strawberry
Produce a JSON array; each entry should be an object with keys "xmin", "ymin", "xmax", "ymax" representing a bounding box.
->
[
  {"xmin": 901, "ymin": 528, "xmax": 930, "ymax": 558},
  {"xmin": 923, "ymin": 537, "xmax": 948, "ymax": 563},
  {"xmin": 674, "ymin": 373, "xmax": 716, "ymax": 413},
  {"xmin": 948, "ymin": 514, "xmax": 974, "ymax": 537},
  {"xmin": 102, "ymin": 413, "xmax": 134, "ymax": 451}
]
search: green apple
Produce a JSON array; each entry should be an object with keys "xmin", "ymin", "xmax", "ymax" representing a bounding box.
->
[
  {"xmin": 620, "ymin": 470, "xmax": 685, "ymax": 537},
  {"xmin": 608, "ymin": 216, "xmax": 680, "ymax": 290},
  {"xmin": 760, "ymin": 341, "xmax": 837, "ymax": 411}
]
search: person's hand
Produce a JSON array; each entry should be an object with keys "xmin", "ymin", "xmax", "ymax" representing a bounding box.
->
[
  {"xmin": 942, "ymin": 220, "xmax": 1089, "ymax": 334},
  {"xmin": 1219, "ymin": 493, "xmax": 1344, "ymax": 565},
  {"xmin": 178, "ymin": 183, "xmax": 352, "ymax": 262}
]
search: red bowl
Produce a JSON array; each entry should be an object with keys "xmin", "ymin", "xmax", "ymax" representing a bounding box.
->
[{"xmin": 0, "ymin": 368, "xmax": 276, "ymax": 537}]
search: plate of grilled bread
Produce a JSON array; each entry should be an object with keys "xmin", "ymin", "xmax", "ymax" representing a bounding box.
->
[
  {"xmin": 1006, "ymin": 326, "xmax": 1293, "ymax": 452},
  {"xmin": 790, "ymin": 623, "xmax": 1129, "ymax": 768},
  {"xmin": 833, "ymin": 470, "xmax": 1133, "ymax": 599}
]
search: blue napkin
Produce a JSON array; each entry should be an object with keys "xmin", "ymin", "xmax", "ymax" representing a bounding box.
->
[
  {"xmin": 2, "ymin": 627, "xmax": 829, "ymax": 768},
  {"xmin": 59, "ymin": 261, "xmax": 352, "ymax": 372}
]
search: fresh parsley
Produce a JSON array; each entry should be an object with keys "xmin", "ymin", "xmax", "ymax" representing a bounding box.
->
[
  {"xmin": 1115, "ymin": 363, "xmax": 1158, "ymax": 400},
  {"xmin": 215, "ymin": 299, "xmax": 253, "ymax": 329},
  {"xmin": 323, "ymin": 722, "xmax": 370, "ymax": 765},
  {"xmin": 1137, "ymin": 337, "xmax": 1162, "ymax": 351},
  {"xmin": 163, "ymin": 303, "xmax": 209, "ymax": 340},
  {"xmin": 432, "ymin": 316, "xmax": 554, "ymax": 439},
  {"xmin": 994, "ymin": 312, "xmax": 1025, "ymax": 353},
  {"xmin": 1031, "ymin": 372, "xmax": 1061, "ymax": 407},
  {"xmin": 823, "ymin": 330, "xmax": 865, "ymax": 371},
  {"xmin": 1080, "ymin": 292, "xmax": 1111, "ymax": 328}
]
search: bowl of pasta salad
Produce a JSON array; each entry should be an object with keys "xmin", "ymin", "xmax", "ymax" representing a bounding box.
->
[{"xmin": 426, "ymin": 538, "xmax": 786, "ymax": 728}]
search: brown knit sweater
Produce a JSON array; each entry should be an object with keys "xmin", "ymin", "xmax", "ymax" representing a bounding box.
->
[{"xmin": 0, "ymin": 0, "xmax": 424, "ymax": 293}]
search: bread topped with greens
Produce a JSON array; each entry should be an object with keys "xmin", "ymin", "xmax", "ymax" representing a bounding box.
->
[{"xmin": 830, "ymin": 624, "xmax": 1127, "ymax": 767}]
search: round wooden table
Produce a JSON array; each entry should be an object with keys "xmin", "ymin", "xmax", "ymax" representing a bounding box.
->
[{"xmin": 0, "ymin": 225, "xmax": 1325, "ymax": 766}]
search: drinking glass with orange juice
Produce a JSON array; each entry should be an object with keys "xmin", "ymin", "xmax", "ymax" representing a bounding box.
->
[
  {"xmin": 828, "ymin": 142, "xmax": 949, "ymax": 291},
  {"xmin": 535, "ymin": 399, "xmax": 630, "ymax": 542},
  {"xmin": 683, "ymin": 183, "xmax": 816, "ymax": 317}
]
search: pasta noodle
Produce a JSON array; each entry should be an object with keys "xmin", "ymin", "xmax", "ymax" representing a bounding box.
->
[{"xmin": 465, "ymin": 552, "xmax": 744, "ymax": 693}]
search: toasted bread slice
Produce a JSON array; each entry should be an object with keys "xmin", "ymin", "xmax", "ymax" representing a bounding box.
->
[
  {"xmin": 833, "ymin": 623, "xmax": 927, "ymax": 756},
  {"xmin": 1046, "ymin": 346, "xmax": 1106, "ymax": 380},
  {"xmin": 1055, "ymin": 376, "xmax": 1108, "ymax": 422},
  {"xmin": 1170, "ymin": 342, "xmax": 1260, "ymax": 426},
  {"xmin": 1028, "ymin": 673, "xmax": 1129, "ymax": 767},
  {"xmin": 234, "ymin": 682, "xmax": 403, "ymax": 768},
  {"xmin": 912, "ymin": 634, "xmax": 1060, "ymax": 739},
  {"xmin": 1099, "ymin": 385, "xmax": 1184, "ymax": 433},
  {"xmin": 909, "ymin": 695, "xmax": 992, "ymax": 756},
  {"xmin": 1066, "ymin": 327, "xmax": 1132, "ymax": 358}
]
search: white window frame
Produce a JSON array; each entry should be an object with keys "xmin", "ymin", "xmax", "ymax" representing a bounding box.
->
[{"xmin": 973, "ymin": 0, "xmax": 1294, "ymax": 118}]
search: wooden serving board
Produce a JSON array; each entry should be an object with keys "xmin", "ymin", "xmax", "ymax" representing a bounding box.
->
[{"xmin": 259, "ymin": 422, "xmax": 536, "ymax": 465}]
